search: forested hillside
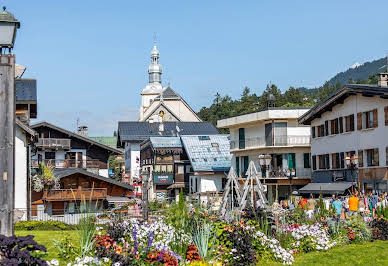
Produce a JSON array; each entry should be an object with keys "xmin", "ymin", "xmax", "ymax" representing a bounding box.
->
[{"xmin": 198, "ymin": 56, "xmax": 386, "ymax": 132}]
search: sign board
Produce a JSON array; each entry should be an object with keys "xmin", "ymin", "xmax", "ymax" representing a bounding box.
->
[{"xmin": 153, "ymin": 174, "xmax": 174, "ymax": 184}]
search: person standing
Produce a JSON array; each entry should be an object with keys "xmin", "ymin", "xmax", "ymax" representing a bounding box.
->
[
  {"xmin": 306, "ymin": 194, "xmax": 316, "ymax": 219},
  {"xmin": 348, "ymin": 193, "xmax": 359, "ymax": 217},
  {"xmin": 332, "ymin": 197, "xmax": 342, "ymax": 221}
]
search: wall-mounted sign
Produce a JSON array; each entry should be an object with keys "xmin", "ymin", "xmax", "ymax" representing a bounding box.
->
[{"xmin": 153, "ymin": 173, "xmax": 174, "ymax": 184}]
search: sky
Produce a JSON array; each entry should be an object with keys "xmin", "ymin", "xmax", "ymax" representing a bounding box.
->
[{"xmin": 7, "ymin": 0, "xmax": 388, "ymax": 136}]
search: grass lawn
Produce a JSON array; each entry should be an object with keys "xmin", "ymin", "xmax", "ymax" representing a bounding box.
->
[
  {"xmin": 260, "ymin": 240, "xmax": 388, "ymax": 266},
  {"xmin": 15, "ymin": 230, "xmax": 79, "ymax": 261}
]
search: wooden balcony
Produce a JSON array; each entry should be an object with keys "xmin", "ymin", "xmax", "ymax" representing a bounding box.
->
[
  {"xmin": 36, "ymin": 138, "xmax": 71, "ymax": 150},
  {"xmin": 43, "ymin": 188, "xmax": 107, "ymax": 201},
  {"xmin": 31, "ymin": 159, "xmax": 103, "ymax": 169}
]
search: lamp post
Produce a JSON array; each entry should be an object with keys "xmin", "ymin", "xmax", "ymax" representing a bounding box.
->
[
  {"xmin": 258, "ymin": 154, "xmax": 272, "ymax": 180},
  {"xmin": 286, "ymin": 169, "xmax": 296, "ymax": 195},
  {"xmin": 0, "ymin": 6, "xmax": 20, "ymax": 236},
  {"xmin": 345, "ymin": 155, "xmax": 358, "ymax": 193},
  {"xmin": 141, "ymin": 170, "xmax": 150, "ymax": 221}
]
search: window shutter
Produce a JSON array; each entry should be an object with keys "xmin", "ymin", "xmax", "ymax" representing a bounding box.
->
[
  {"xmin": 340, "ymin": 152, "xmax": 344, "ymax": 168},
  {"xmin": 357, "ymin": 112, "xmax": 362, "ymax": 130},
  {"xmin": 374, "ymin": 148, "xmax": 379, "ymax": 166},
  {"xmin": 385, "ymin": 106, "xmax": 388, "ymax": 126},
  {"xmin": 311, "ymin": 126, "xmax": 315, "ymax": 138},
  {"xmin": 312, "ymin": 155, "xmax": 316, "ymax": 170},
  {"xmin": 350, "ymin": 114, "xmax": 355, "ymax": 131},
  {"xmin": 358, "ymin": 150, "xmax": 363, "ymax": 167},
  {"xmin": 373, "ymin": 109, "xmax": 378, "ymax": 128},
  {"xmin": 330, "ymin": 120, "xmax": 334, "ymax": 134},
  {"xmin": 325, "ymin": 120, "xmax": 329, "ymax": 136},
  {"xmin": 339, "ymin": 117, "xmax": 343, "ymax": 133},
  {"xmin": 325, "ymin": 154, "xmax": 330, "ymax": 169}
]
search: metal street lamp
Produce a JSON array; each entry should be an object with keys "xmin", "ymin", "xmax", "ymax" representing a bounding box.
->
[
  {"xmin": 258, "ymin": 154, "xmax": 272, "ymax": 179},
  {"xmin": 345, "ymin": 155, "xmax": 358, "ymax": 193},
  {"xmin": 141, "ymin": 170, "xmax": 150, "ymax": 221},
  {"xmin": 0, "ymin": 7, "xmax": 20, "ymax": 52},
  {"xmin": 0, "ymin": 6, "xmax": 19, "ymax": 236}
]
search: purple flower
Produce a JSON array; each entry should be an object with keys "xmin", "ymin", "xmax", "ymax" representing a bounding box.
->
[
  {"xmin": 146, "ymin": 231, "xmax": 154, "ymax": 250},
  {"xmin": 132, "ymin": 227, "xmax": 138, "ymax": 254}
]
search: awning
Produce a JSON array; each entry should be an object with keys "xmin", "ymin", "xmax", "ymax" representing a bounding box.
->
[
  {"xmin": 167, "ymin": 183, "xmax": 186, "ymax": 189},
  {"xmin": 106, "ymin": 197, "xmax": 131, "ymax": 203},
  {"xmin": 298, "ymin": 182, "xmax": 352, "ymax": 195}
]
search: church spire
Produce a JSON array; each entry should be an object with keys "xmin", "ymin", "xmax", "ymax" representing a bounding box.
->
[{"xmin": 148, "ymin": 42, "xmax": 162, "ymax": 84}]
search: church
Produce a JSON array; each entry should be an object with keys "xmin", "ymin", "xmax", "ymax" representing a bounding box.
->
[
  {"xmin": 138, "ymin": 44, "xmax": 201, "ymax": 123},
  {"xmin": 117, "ymin": 44, "xmax": 218, "ymax": 182}
]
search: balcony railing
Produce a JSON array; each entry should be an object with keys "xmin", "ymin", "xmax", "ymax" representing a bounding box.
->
[
  {"xmin": 43, "ymin": 188, "xmax": 107, "ymax": 201},
  {"xmin": 230, "ymin": 135, "xmax": 310, "ymax": 150},
  {"xmin": 36, "ymin": 138, "xmax": 71, "ymax": 150},
  {"xmin": 31, "ymin": 159, "xmax": 103, "ymax": 169}
]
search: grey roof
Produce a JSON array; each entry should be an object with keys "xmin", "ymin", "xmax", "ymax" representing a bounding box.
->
[
  {"xmin": 181, "ymin": 135, "xmax": 231, "ymax": 172},
  {"xmin": 106, "ymin": 197, "xmax": 132, "ymax": 202},
  {"xmin": 31, "ymin": 121, "xmax": 123, "ymax": 154},
  {"xmin": 149, "ymin": 137, "xmax": 182, "ymax": 148},
  {"xmin": 117, "ymin": 121, "xmax": 218, "ymax": 146},
  {"xmin": 299, "ymin": 84, "xmax": 388, "ymax": 125},
  {"xmin": 155, "ymin": 86, "xmax": 180, "ymax": 99},
  {"xmin": 298, "ymin": 182, "xmax": 352, "ymax": 194},
  {"xmin": 53, "ymin": 168, "xmax": 133, "ymax": 190},
  {"xmin": 16, "ymin": 79, "xmax": 37, "ymax": 102}
]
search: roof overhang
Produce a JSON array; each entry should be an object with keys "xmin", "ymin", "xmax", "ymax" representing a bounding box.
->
[
  {"xmin": 298, "ymin": 182, "xmax": 352, "ymax": 195},
  {"xmin": 299, "ymin": 84, "xmax": 388, "ymax": 125}
]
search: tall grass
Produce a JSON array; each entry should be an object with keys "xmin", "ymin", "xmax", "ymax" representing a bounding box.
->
[{"xmin": 192, "ymin": 222, "xmax": 214, "ymax": 259}]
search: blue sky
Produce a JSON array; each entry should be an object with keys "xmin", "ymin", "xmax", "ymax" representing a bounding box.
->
[{"xmin": 8, "ymin": 0, "xmax": 388, "ymax": 135}]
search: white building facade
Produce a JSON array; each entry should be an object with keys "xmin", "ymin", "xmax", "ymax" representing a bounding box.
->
[
  {"xmin": 299, "ymin": 81, "xmax": 388, "ymax": 194},
  {"xmin": 217, "ymin": 108, "xmax": 311, "ymax": 203}
]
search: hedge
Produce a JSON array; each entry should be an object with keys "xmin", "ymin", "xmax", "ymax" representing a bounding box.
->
[{"xmin": 14, "ymin": 221, "xmax": 77, "ymax": 231}]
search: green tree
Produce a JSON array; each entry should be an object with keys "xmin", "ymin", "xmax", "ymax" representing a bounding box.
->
[{"xmin": 108, "ymin": 155, "xmax": 123, "ymax": 181}]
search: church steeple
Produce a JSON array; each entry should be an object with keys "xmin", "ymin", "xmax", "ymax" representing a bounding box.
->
[{"xmin": 148, "ymin": 43, "xmax": 162, "ymax": 84}]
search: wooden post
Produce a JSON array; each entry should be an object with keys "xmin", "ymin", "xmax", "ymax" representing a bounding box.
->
[{"xmin": 0, "ymin": 54, "xmax": 15, "ymax": 236}]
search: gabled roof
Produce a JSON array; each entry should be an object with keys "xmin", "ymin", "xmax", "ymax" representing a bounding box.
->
[
  {"xmin": 31, "ymin": 121, "xmax": 123, "ymax": 154},
  {"xmin": 299, "ymin": 84, "xmax": 388, "ymax": 125},
  {"xmin": 53, "ymin": 168, "xmax": 133, "ymax": 190},
  {"xmin": 143, "ymin": 101, "xmax": 182, "ymax": 122},
  {"xmin": 16, "ymin": 119, "xmax": 36, "ymax": 136},
  {"xmin": 181, "ymin": 135, "xmax": 231, "ymax": 172},
  {"xmin": 117, "ymin": 121, "xmax": 218, "ymax": 147},
  {"xmin": 89, "ymin": 136, "xmax": 121, "ymax": 150},
  {"xmin": 16, "ymin": 79, "xmax": 37, "ymax": 102},
  {"xmin": 149, "ymin": 137, "xmax": 182, "ymax": 148}
]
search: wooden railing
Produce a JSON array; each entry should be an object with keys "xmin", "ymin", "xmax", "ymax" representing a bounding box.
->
[
  {"xmin": 31, "ymin": 159, "xmax": 103, "ymax": 169},
  {"xmin": 36, "ymin": 138, "xmax": 71, "ymax": 149},
  {"xmin": 43, "ymin": 188, "xmax": 107, "ymax": 201}
]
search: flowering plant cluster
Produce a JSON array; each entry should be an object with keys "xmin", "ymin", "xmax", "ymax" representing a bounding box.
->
[
  {"xmin": 280, "ymin": 223, "xmax": 336, "ymax": 252},
  {"xmin": 32, "ymin": 163, "xmax": 59, "ymax": 192}
]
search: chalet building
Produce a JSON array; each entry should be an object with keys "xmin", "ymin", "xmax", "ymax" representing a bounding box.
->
[
  {"xmin": 31, "ymin": 169, "xmax": 133, "ymax": 222},
  {"xmin": 117, "ymin": 121, "xmax": 218, "ymax": 184},
  {"xmin": 299, "ymin": 69, "xmax": 388, "ymax": 195},
  {"xmin": 15, "ymin": 78, "xmax": 37, "ymax": 124},
  {"xmin": 30, "ymin": 122, "xmax": 122, "ymax": 178},
  {"xmin": 217, "ymin": 107, "xmax": 311, "ymax": 203},
  {"xmin": 14, "ymin": 119, "xmax": 37, "ymax": 221},
  {"xmin": 140, "ymin": 137, "xmax": 191, "ymax": 201},
  {"xmin": 181, "ymin": 135, "xmax": 231, "ymax": 205}
]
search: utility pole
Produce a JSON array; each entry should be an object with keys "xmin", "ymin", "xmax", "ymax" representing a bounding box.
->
[
  {"xmin": 0, "ymin": 7, "xmax": 20, "ymax": 236},
  {"xmin": 0, "ymin": 54, "xmax": 16, "ymax": 236}
]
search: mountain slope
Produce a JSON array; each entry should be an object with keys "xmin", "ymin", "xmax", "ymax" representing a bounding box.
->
[{"xmin": 328, "ymin": 57, "xmax": 387, "ymax": 86}]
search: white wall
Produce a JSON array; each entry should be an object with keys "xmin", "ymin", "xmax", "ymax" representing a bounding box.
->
[
  {"xmin": 15, "ymin": 126, "xmax": 27, "ymax": 210},
  {"xmin": 311, "ymin": 95, "xmax": 388, "ymax": 168}
]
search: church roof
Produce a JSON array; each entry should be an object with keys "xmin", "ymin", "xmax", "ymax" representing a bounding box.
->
[
  {"xmin": 155, "ymin": 86, "xmax": 180, "ymax": 99},
  {"xmin": 142, "ymin": 101, "xmax": 182, "ymax": 122},
  {"xmin": 117, "ymin": 121, "xmax": 218, "ymax": 147}
]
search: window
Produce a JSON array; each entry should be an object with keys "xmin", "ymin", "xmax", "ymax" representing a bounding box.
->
[
  {"xmin": 318, "ymin": 154, "xmax": 330, "ymax": 169},
  {"xmin": 177, "ymin": 165, "xmax": 184, "ymax": 174},
  {"xmin": 365, "ymin": 111, "xmax": 374, "ymax": 129},
  {"xmin": 312, "ymin": 155, "xmax": 317, "ymax": 170},
  {"xmin": 339, "ymin": 117, "xmax": 344, "ymax": 133},
  {"xmin": 242, "ymin": 156, "xmax": 249, "ymax": 177},
  {"xmin": 311, "ymin": 126, "xmax": 316, "ymax": 138},
  {"xmin": 303, "ymin": 153, "xmax": 311, "ymax": 168},
  {"xmin": 161, "ymin": 165, "xmax": 167, "ymax": 172},
  {"xmin": 345, "ymin": 114, "xmax": 355, "ymax": 132},
  {"xmin": 238, "ymin": 128, "xmax": 245, "ymax": 149},
  {"xmin": 45, "ymin": 152, "xmax": 56, "ymax": 160},
  {"xmin": 331, "ymin": 153, "xmax": 340, "ymax": 169},
  {"xmin": 340, "ymin": 152, "xmax": 345, "ymax": 168},
  {"xmin": 154, "ymin": 165, "xmax": 161, "ymax": 172},
  {"xmin": 359, "ymin": 109, "xmax": 378, "ymax": 130},
  {"xmin": 235, "ymin": 157, "xmax": 240, "ymax": 177},
  {"xmin": 211, "ymin": 143, "xmax": 219, "ymax": 148},
  {"xmin": 198, "ymin": 136, "xmax": 210, "ymax": 140},
  {"xmin": 330, "ymin": 118, "xmax": 339, "ymax": 135},
  {"xmin": 366, "ymin": 148, "xmax": 379, "ymax": 167},
  {"xmin": 358, "ymin": 150, "xmax": 363, "ymax": 167},
  {"xmin": 325, "ymin": 121, "xmax": 329, "ymax": 136},
  {"xmin": 317, "ymin": 124, "xmax": 325, "ymax": 137}
]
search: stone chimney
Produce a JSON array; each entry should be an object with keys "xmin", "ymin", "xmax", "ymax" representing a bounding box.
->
[
  {"xmin": 77, "ymin": 125, "xmax": 88, "ymax": 137},
  {"xmin": 378, "ymin": 56, "xmax": 388, "ymax": 87}
]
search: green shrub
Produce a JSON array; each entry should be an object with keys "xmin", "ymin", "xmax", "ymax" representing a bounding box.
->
[{"xmin": 14, "ymin": 220, "xmax": 77, "ymax": 231}]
